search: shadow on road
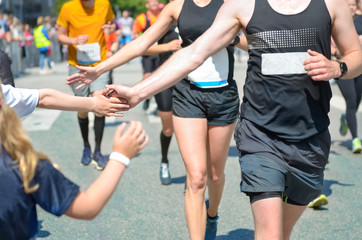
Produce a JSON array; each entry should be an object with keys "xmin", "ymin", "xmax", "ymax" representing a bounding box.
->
[
  {"xmin": 37, "ymin": 220, "xmax": 51, "ymax": 238},
  {"xmin": 172, "ymin": 175, "xmax": 186, "ymax": 184},
  {"xmin": 217, "ymin": 228, "xmax": 254, "ymax": 240}
]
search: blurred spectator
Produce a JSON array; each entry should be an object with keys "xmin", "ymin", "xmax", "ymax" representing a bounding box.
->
[
  {"xmin": 0, "ymin": 49, "xmax": 14, "ymax": 86},
  {"xmin": 118, "ymin": 10, "xmax": 134, "ymax": 48},
  {"xmin": 23, "ymin": 24, "xmax": 34, "ymax": 68},
  {"xmin": 34, "ymin": 16, "xmax": 53, "ymax": 74},
  {"xmin": 104, "ymin": 21, "xmax": 118, "ymax": 84}
]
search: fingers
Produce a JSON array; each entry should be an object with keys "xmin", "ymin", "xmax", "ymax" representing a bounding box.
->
[
  {"xmin": 99, "ymin": 88, "xmax": 109, "ymax": 96},
  {"xmin": 307, "ymin": 49, "xmax": 319, "ymax": 56},
  {"xmin": 304, "ymin": 49, "xmax": 324, "ymax": 65},
  {"xmin": 75, "ymin": 83, "xmax": 86, "ymax": 90},
  {"xmin": 109, "ymin": 96, "xmax": 129, "ymax": 104},
  {"xmin": 75, "ymin": 65, "xmax": 87, "ymax": 71},
  {"xmin": 114, "ymin": 122, "xmax": 127, "ymax": 140},
  {"xmin": 127, "ymin": 121, "xmax": 148, "ymax": 149},
  {"xmin": 107, "ymin": 112, "xmax": 124, "ymax": 117},
  {"xmin": 66, "ymin": 73, "xmax": 81, "ymax": 83},
  {"xmin": 140, "ymin": 134, "xmax": 149, "ymax": 149}
]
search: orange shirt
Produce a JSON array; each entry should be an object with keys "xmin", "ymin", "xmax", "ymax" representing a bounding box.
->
[
  {"xmin": 133, "ymin": 11, "xmax": 160, "ymax": 35},
  {"xmin": 104, "ymin": 32, "xmax": 117, "ymax": 52},
  {"xmin": 57, "ymin": 0, "xmax": 115, "ymax": 66}
]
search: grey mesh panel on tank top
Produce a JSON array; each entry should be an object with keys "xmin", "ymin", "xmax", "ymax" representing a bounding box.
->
[{"xmin": 247, "ymin": 28, "xmax": 317, "ymax": 49}]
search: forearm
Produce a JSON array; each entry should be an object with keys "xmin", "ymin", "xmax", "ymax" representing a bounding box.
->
[
  {"xmin": 133, "ymin": 45, "xmax": 204, "ymax": 102},
  {"xmin": 57, "ymin": 33, "xmax": 77, "ymax": 45},
  {"xmin": 38, "ymin": 89, "xmax": 95, "ymax": 112},
  {"xmin": 144, "ymin": 43, "xmax": 170, "ymax": 55},
  {"xmin": 66, "ymin": 160, "xmax": 126, "ymax": 219},
  {"xmin": 235, "ymin": 36, "xmax": 248, "ymax": 52},
  {"xmin": 132, "ymin": 23, "xmax": 239, "ymax": 102},
  {"xmin": 338, "ymin": 49, "xmax": 362, "ymax": 79},
  {"xmin": 95, "ymin": 37, "xmax": 151, "ymax": 76}
]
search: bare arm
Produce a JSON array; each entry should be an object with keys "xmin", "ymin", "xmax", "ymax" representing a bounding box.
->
[
  {"xmin": 57, "ymin": 25, "xmax": 89, "ymax": 45},
  {"xmin": 107, "ymin": 0, "xmax": 243, "ymax": 107},
  {"xmin": 144, "ymin": 39, "xmax": 182, "ymax": 55},
  {"xmin": 304, "ymin": 0, "xmax": 362, "ymax": 81},
  {"xmin": 65, "ymin": 121, "xmax": 149, "ymax": 220},
  {"xmin": 234, "ymin": 35, "xmax": 248, "ymax": 52},
  {"xmin": 66, "ymin": 1, "xmax": 180, "ymax": 88},
  {"xmin": 37, "ymin": 89, "xmax": 130, "ymax": 117}
]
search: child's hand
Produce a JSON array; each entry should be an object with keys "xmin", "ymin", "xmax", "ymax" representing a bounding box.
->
[{"xmin": 112, "ymin": 121, "xmax": 148, "ymax": 159}]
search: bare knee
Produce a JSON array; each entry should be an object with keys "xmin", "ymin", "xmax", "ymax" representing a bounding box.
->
[
  {"xmin": 78, "ymin": 112, "xmax": 88, "ymax": 119},
  {"xmin": 162, "ymin": 127, "xmax": 173, "ymax": 137},
  {"xmin": 207, "ymin": 171, "xmax": 225, "ymax": 185},
  {"xmin": 187, "ymin": 173, "xmax": 207, "ymax": 194}
]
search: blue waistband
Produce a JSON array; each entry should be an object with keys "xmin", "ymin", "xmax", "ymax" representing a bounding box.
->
[{"xmin": 190, "ymin": 80, "xmax": 228, "ymax": 88}]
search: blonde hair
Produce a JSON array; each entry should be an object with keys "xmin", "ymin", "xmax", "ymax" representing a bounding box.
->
[{"xmin": 0, "ymin": 84, "xmax": 50, "ymax": 193}]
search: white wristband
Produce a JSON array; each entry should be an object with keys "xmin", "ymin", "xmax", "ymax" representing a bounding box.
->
[{"xmin": 109, "ymin": 152, "xmax": 130, "ymax": 168}]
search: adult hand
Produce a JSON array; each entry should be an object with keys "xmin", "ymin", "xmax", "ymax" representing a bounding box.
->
[
  {"xmin": 112, "ymin": 121, "xmax": 149, "ymax": 159},
  {"xmin": 92, "ymin": 92, "xmax": 130, "ymax": 117},
  {"xmin": 76, "ymin": 34, "xmax": 89, "ymax": 45},
  {"xmin": 105, "ymin": 84, "xmax": 141, "ymax": 108},
  {"xmin": 304, "ymin": 49, "xmax": 340, "ymax": 81},
  {"xmin": 102, "ymin": 21, "xmax": 115, "ymax": 34},
  {"xmin": 66, "ymin": 65, "xmax": 99, "ymax": 89},
  {"xmin": 167, "ymin": 39, "xmax": 182, "ymax": 52}
]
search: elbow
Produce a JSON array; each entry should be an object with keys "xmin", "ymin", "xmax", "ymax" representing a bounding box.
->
[
  {"xmin": 190, "ymin": 55, "xmax": 206, "ymax": 72},
  {"xmin": 82, "ymin": 212, "xmax": 98, "ymax": 220}
]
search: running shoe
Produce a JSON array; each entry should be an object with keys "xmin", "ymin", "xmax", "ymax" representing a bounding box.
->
[
  {"xmin": 92, "ymin": 151, "xmax": 108, "ymax": 171},
  {"xmin": 160, "ymin": 163, "xmax": 172, "ymax": 185},
  {"xmin": 308, "ymin": 194, "xmax": 328, "ymax": 208},
  {"xmin": 205, "ymin": 199, "xmax": 218, "ymax": 240},
  {"xmin": 81, "ymin": 147, "xmax": 92, "ymax": 166},
  {"xmin": 339, "ymin": 114, "xmax": 349, "ymax": 136},
  {"xmin": 352, "ymin": 138, "xmax": 362, "ymax": 153}
]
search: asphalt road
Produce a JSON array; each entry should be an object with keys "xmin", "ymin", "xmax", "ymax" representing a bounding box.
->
[{"xmin": 15, "ymin": 57, "xmax": 362, "ymax": 240}]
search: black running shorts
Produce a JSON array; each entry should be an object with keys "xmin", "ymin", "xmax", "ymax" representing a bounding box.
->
[
  {"xmin": 234, "ymin": 118, "xmax": 331, "ymax": 205},
  {"xmin": 172, "ymin": 79, "xmax": 240, "ymax": 126}
]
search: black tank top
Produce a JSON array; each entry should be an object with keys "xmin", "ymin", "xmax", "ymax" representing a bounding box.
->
[
  {"xmin": 158, "ymin": 23, "xmax": 179, "ymax": 64},
  {"xmin": 241, "ymin": 0, "xmax": 332, "ymax": 141},
  {"xmin": 177, "ymin": 0, "xmax": 234, "ymax": 85},
  {"xmin": 354, "ymin": 15, "xmax": 362, "ymax": 35}
]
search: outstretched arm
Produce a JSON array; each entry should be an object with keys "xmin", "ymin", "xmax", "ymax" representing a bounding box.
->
[
  {"xmin": 38, "ymin": 89, "xmax": 129, "ymax": 117},
  {"xmin": 66, "ymin": 1, "xmax": 180, "ymax": 88},
  {"xmin": 107, "ymin": 0, "xmax": 243, "ymax": 107},
  {"xmin": 65, "ymin": 121, "xmax": 149, "ymax": 220}
]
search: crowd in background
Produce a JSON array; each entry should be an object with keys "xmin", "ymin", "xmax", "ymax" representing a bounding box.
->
[
  {"xmin": 0, "ymin": 9, "xmax": 137, "ymax": 78},
  {"xmin": 0, "ymin": 12, "xmax": 64, "ymax": 77}
]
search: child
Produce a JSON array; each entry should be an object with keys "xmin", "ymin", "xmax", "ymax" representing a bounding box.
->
[
  {"xmin": 2, "ymin": 83, "xmax": 129, "ymax": 118},
  {"xmin": 0, "ymin": 83, "xmax": 148, "ymax": 239}
]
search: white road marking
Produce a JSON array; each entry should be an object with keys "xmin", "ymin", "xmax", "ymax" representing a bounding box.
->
[{"xmin": 22, "ymin": 109, "xmax": 61, "ymax": 131}]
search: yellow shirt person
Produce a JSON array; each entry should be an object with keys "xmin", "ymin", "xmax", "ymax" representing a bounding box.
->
[{"xmin": 57, "ymin": 0, "xmax": 115, "ymax": 67}]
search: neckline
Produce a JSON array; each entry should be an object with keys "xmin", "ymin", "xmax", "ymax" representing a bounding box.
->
[
  {"xmin": 191, "ymin": 0, "xmax": 213, "ymax": 8},
  {"xmin": 265, "ymin": 0, "xmax": 312, "ymax": 16}
]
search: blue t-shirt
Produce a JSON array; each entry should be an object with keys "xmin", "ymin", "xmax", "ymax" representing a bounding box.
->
[{"xmin": 0, "ymin": 147, "xmax": 80, "ymax": 240}]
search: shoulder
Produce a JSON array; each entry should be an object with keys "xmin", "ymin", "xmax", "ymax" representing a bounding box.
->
[
  {"xmin": 58, "ymin": 1, "xmax": 75, "ymax": 18},
  {"xmin": 60, "ymin": 0, "xmax": 75, "ymax": 11},
  {"xmin": 162, "ymin": 0, "xmax": 184, "ymax": 20},
  {"xmin": 325, "ymin": 0, "xmax": 349, "ymax": 21},
  {"xmin": 3, "ymin": 85, "xmax": 39, "ymax": 118}
]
